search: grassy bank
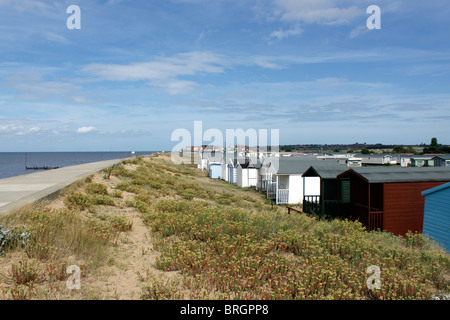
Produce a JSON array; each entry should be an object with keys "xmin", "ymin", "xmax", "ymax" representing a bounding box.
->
[
  {"xmin": 0, "ymin": 172, "xmax": 132, "ymax": 299},
  {"xmin": 0, "ymin": 154, "xmax": 448, "ymax": 300}
]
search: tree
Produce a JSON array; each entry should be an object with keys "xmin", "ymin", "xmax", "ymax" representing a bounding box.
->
[
  {"xmin": 405, "ymin": 146, "xmax": 418, "ymax": 155},
  {"xmin": 392, "ymin": 145, "xmax": 406, "ymax": 153},
  {"xmin": 423, "ymin": 137, "xmax": 443, "ymax": 154},
  {"xmin": 431, "ymin": 137, "xmax": 438, "ymax": 146},
  {"xmin": 361, "ymin": 148, "xmax": 370, "ymax": 154}
]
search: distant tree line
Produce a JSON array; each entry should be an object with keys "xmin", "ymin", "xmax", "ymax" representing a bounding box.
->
[
  {"xmin": 391, "ymin": 146, "xmax": 419, "ymax": 154},
  {"xmin": 422, "ymin": 137, "xmax": 450, "ymax": 154},
  {"xmin": 280, "ymin": 137, "xmax": 449, "ymax": 154}
]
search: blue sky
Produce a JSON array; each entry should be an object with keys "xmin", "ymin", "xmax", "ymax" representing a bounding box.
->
[{"xmin": 0, "ymin": 0, "xmax": 449, "ymax": 151}]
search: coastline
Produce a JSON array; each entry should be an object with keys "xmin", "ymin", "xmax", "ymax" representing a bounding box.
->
[
  {"xmin": 0, "ymin": 157, "xmax": 129, "ymax": 214},
  {"xmin": 0, "ymin": 151, "xmax": 156, "ymax": 180}
]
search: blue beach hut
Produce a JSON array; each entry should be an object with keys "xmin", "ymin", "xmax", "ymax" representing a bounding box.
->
[
  {"xmin": 421, "ymin": 182, "xmax": 450, "ymax": 252},
  {"xmin": 209, "ymin": 162, "xmax": 221, "ymax": 179}
]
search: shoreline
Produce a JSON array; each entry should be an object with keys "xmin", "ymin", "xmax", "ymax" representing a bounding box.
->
[
  {"xmin": 0, "ymin": 151, "xmax": 156, "ymax": 181},
  {"xmin": 0, "ymin": 158, "xmax": 130, "ymax": 214}
]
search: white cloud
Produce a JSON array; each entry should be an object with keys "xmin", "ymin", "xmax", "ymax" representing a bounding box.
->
[
  {"xmin": 0, "ymin": 0, "xmax": 62, "ymax": 19},
  {"xmin": 158, "ymin": 80, "xmax": 199, "ymax": 95},
  {"xmin": 82, "ymin": 51, "xmax": 225, "ymax": 95},
  {"xmin": 0, "ymin": 123, "xmax": 23, "ymax": 133},
  {"xmin": 76, "ymin": 126, "xmax": 97, "ymax": 134},
  {"xmin": 273, "ymin": 0, "xmax": 362, "ymax": 25},
  {"xmin": 29, "ymin": 127, "xmax": 40, "ymax": 133},
  {"xmin": 251, "ymin": 56, "xmax": 287, "ymax": 69},
  {"xmin": 107, "ymin": 0, "xmax": 128, "ymax": 4},
  {"xmin": 83, "ymin": 52, "xmax": 224, "ymax": 82},
  {"xmin": 44, "ymin": 32, "xmax": 69, "ymax": 44},
  {"xmin": 7, "ymin": 73, "xmax": 81, "ymax": 101},
  {"xmin": 270, "ymin": 24, "xmax": 303, "ymax": 40},
  {"xmin": 349, "ymin": 25, "xmax": 369, "ymax": 39}
]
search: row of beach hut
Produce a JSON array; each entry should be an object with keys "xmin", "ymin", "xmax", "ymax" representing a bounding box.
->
[{"xmin": 199, "ymin": 152, "xmax": 450, "ymax": 251}]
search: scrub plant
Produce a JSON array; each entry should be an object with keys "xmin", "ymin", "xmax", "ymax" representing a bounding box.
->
[
  {"xmin": 9, "ymin": 259, "xmax": 46, "ymax": 285},
  {"xmin": 6, "ymin": 284, "xmax": 34, "ymax": 300},
  {"xmin": 140, "ymin": 276, "xmax": 183, "ymax": 300},
  {"xmin": 137, "ymin": 155, "xmax": 450, "ymax": 300}
]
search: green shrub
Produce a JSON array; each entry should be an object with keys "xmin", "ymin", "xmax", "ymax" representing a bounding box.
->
[
  {"xmin": 64, "ymin": 192, "xmax": 94, "ymax": 210},
  {"xmin": 85, "ymin": 183, "xmax": 108, "ymax": 195},
  {"xmin": 92, "ymin": 195, "xmax": 116, "ymax": 206},
  {"xmin": 405, "ymin": 231, "xmax": 426, "ymax": 249},
  {"xmin": 109, "ymin": 215, "xmax": 133, "ymax": 232},
  {"xmin": 140, "ymin": 276, "xmax": 182, "ymax": 300},
  {"xmin": 111, "ymin": 190, "xmax": 123, "ymax": 198},
  {"xmin": 25, "ymin": 241, "xmax": 56, "ymax": 261},
  {"xmin": 6, "ymin": 284, "xmax": 34, "ymax": 300},
  {"xmin": 116, "ymin": 182, "xmax": 141, "ymax": 194},
  {"xmin": 181, "ymin": 190, "xmax": 195, "ymax": 200}
]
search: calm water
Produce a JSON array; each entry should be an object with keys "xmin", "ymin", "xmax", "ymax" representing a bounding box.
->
[{"xmin": 0, "ymin": 151, "xmax": 156, "ymax": 180}]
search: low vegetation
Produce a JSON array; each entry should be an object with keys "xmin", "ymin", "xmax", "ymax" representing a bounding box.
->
[
  {"xmin": 122, "ymin": 155, "xmax": 450, "ymax": 300},
  {"xmin": 0, "ymin": 174, "xmax": 131, "ymax": 299},
  {"xmin": 0, "ymin": 154, "xmax": 448, "ymax": 300}
]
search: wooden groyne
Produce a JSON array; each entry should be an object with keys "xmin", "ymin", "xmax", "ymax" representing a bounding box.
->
[
  {"xmin": 26, "ymin": 166, "xmax": 60, "ymax": 170},
  {"xmin": 25, "ymin": 152, "xmax": 59, "ymax": 170}
]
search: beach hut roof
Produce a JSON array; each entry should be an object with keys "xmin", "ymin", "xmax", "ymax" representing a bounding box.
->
[
  {"xmin": 421, "ymin": 182, "xmax": 450, "ymax": 196},
  {"xmin": 273, "ymin": 157, "xmax": 337, "ymax": 175},
  {"xmin": 338, "ymin": 166, "xmax": 450, "ymax": 183},
  {"xmin": 432, "ymin": 154, "xmax": 450, "ymax": 160},
  {"xmin": 302, "ymin": 162, "xmax": 347, "ymax": 179}
]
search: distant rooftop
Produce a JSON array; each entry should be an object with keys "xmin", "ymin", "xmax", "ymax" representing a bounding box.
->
[
  {"xmin": 338, "ymin": 166, "xmax": 450, "ymax": 183},
  {"xmin": 432, "ymin": 154, "xmax": 450, "ymax": 160},
  {"xmin": 274, "ymin": 157, "xmax": 338, "ymax": 175}
]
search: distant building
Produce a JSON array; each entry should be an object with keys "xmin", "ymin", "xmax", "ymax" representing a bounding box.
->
[
  {"xmin": 359, "ymin": 154, "xmax": 396, "ymax": 166},
  {"xmin": 398, "ymin": 154, "xmax": 416, "ymax": 167},
  {"xmin": 410, "ymin": 156, "xmax": 435, "ymax": 167},
  {"xmin": 338, "ymin": 157, "xmax": 362, "ymax": 167},
  {"xmin": 317, "ymin": 153, "xmax": 356, "ymax": 160},
  {"xmin": 185, "ymin": 145, "xmax": 206, "ymax": 152},
  {"xmin": 432, "ymin": 155, "xmax": 450, "ymax": 167},
  {"xmin": 234, "ymin": 145, "xmax": 248, "ymax": 152}
]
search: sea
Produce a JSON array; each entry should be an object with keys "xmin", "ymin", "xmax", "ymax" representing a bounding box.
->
[{"xmin": 0, "ymin": 151, "xmax": 156, "ymax": 180}]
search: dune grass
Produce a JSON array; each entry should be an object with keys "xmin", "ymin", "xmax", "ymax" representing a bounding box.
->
[{"xmin": 0, "ymin": 172, "xmax": 133, "ymax": 300}]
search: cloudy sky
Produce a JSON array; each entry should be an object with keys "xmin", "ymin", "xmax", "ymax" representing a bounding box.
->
[{"xmin": 0, "ymin": 0, "xmax": 449, "ymax": 151}]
